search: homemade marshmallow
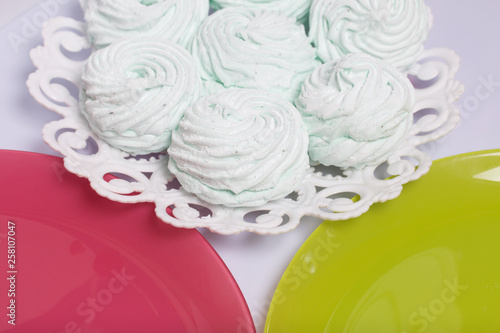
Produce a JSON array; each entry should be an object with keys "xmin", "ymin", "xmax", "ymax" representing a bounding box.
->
[
  {"xmin": 295, "ymin": 53, "xmax": 415, "ymax": 169},
  {"xmin": 309, "ymin": 0, "xmax": 431, "ymax": 71},
  {"xmin": 209, "ymin": 0, "xmax": 313, "ymax": 23},
  {"xmin": 81, "ymin": 0, "xmax": 209, "ymax": 50},
  {"xmin": 192, "ymin": 7, "xmax": 319, "ymax": 102},
  {"xmin": 168, "ymin": 88, "xmax": 310, "ymax": 207},
  {"xmin": 80, "ymin": 36, "xmax": 202, "ymax": 154}
]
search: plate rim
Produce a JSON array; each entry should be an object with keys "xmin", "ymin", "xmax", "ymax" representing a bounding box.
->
[
  {"xmin": 265, "ymin": 148, "xmax": 500, "ymax": 332},
  {"xmin": 0, "ymin": 149, "xmax": 256, "ymax": 332}
]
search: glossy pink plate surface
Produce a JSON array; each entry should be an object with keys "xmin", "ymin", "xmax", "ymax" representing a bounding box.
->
[{"xmin": 0, "ymin": 150, "xmax": 255, "ymax": 333}]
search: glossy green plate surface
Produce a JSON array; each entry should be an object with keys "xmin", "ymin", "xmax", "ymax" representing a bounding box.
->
[{"xmin": 265, "ymin": 150, "xmax": 500, "ymax": 332}]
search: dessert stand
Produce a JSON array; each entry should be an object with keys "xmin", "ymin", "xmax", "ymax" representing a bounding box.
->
[{"xmin": 27, "ymin": 16, "xmax": 464, "ymax": 235}]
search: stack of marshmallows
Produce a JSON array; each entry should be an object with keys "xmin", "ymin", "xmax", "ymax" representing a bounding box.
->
[{"xmin": 78, "ymin": 0, "xmax": 432, "ymax": 207}]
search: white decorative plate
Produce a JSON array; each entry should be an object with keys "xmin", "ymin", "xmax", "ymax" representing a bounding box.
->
[{"xmin": 27, "ymin": 17, "xmax": 464, "ymax": 235}]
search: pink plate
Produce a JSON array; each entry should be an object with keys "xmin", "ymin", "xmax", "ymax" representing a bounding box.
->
[{"xmin": 0, "ymin": 150, "xmax": 255, "ymax": 333}]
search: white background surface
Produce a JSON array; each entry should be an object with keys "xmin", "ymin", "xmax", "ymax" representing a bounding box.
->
[
  {"xmin": 0, "ymin": 0, "xmax": 41, "ymax": 26},
  {"xmin": 1, "ymin": 1, "xmax": 500, "ymax": 332}
]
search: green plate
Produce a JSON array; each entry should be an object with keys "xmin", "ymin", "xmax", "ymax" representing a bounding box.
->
[{"xmin": 265, "ymin": 150, "xmax": 500, "ymax": 332}]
